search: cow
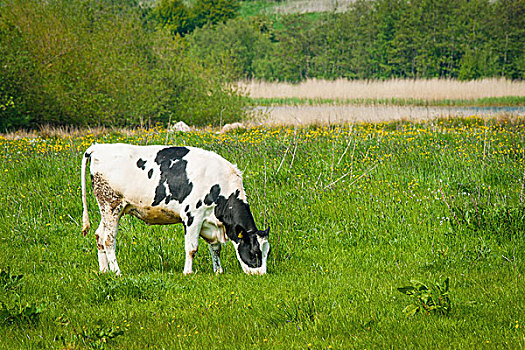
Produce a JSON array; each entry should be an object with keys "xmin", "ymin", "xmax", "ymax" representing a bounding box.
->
[{"xmin": 81, "ymin": 143, "xmax": 270, "ymax": 276}]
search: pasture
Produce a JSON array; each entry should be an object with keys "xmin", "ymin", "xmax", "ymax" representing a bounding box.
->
[{"xmin": 0, "ymin": 116, "xmax": 524, "ymax": 348}]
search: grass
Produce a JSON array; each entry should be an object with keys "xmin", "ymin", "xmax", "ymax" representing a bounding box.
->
[{"xmin": 1, "ymin": 116, "xmax": 524, "ymax": 348}]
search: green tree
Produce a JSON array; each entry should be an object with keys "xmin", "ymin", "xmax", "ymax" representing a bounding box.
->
[
  {"xmin": 188, "ymin": 17, "xmax": 273, "ymax": 80},
  {"xmin": 149, "ymin": 0, "xmax": 192, "ymax": 36},
  {"xmin": 490, "ymin": 0, "xmax": 525, "ymax": 78},
  {"xmin": 191, "ymin": 0, "xmax": 240, "ymax": 28}
]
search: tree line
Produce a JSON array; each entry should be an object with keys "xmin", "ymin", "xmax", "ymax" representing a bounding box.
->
[
  {"xmin": 1, "ymin": 0, "xmax": 524, "ymax": 130},
  {"xmin": 189, "ymin": 0, "xmax": 524, "ymax": 82}
]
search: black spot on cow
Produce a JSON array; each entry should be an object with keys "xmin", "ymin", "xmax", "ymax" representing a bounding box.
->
[
  {"xmin": 214, "ymin": 190, "xmax": 257, "ymax": 243},
  {"xmin": 187, "ymin": 212, "xmax": 194, "ymax": 227},
  {"xmin": 148, "ymin": 169, "xmax": 153, "ymax": 179},
  {"xmin": 136, "ymin": 158, "xmax": 147, "ymax": 170},
  {"xmin": 204, "ymin": 184, "xmax": 221, "ymax": 205},
  {"xmin": 213, "ymin": 190, "xmax": 265, "ymax": 268},
  {"xmin": 152, "ymin": 147, "xmax": 193, "ymax": 206},
  {"xmin": 196, "ymin": 200, "xmax": 202, "ymax": 209},
  {"xmin": 185, "ymin": 205, "xmax": 190, "ymax": 213}
]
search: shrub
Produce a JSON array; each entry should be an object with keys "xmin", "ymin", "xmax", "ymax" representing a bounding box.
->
[{"xmin": 0, "ymin": 0, "xmax": 247, "ymax": 130}]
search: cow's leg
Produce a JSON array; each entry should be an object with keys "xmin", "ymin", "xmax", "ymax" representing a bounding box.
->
[
  {"xmin": 103, "ymin": 218, "xmax": 121, "ymax": 276},
  {"xmin": 92, "ymin": 173, "xmax": 125, "ymax": 276},
  {"xmin": 95, "ymin": 211, "xmax": 123, "ymax": 276},
  {"xmin": 183, "ymin": 216, "xmax": 203, "ymax": 275},
  {"xmin": 208, "ymin": 242, "xmax": 223, "ymax": 274},
  {"xmin": 95, "ymin": 222, "xmax": 108, "ymax": 272}
]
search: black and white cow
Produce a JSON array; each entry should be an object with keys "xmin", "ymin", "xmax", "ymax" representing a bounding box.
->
[{"xmin": 81, "ymin": 143, "xmax": 270, "ymax": 276}]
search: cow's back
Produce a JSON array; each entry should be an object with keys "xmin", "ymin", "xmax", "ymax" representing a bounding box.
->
[{"xmin": 87, "ymin": 143, "xmax": 246, "ymax": 211}]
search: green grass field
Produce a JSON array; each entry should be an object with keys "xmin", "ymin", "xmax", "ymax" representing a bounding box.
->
[{"xmin": 1, "ymin": 116, "xmax": 524, "ymax": 349}]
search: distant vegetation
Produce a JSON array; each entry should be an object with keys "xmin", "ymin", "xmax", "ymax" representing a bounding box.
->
[
  {"xmin": 192, "ymin": 0, "xmax": 525, "ymax": 82},
  {"xmin": 1, "ymin": 0, "xmax": 524, "ymax": 130},
  {"xmin": 0, "ymin": 0, "xmax": 247, "ymax": 130}
]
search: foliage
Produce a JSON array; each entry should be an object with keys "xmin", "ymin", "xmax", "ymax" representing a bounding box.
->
[
  {"xmin": 0, "ymin": 300, "xmax": 44, "ymax": 326},
  {"xmin": 148, "ymin": 0, "xmax": 240, "ymax": 36},
  {"xmin": 0, "ymin": 267, "xmax": 44, "ymax": 326},
  {"xmin": 188, "ymin": 17, "xmax": 274, "ymax": 80},
  {"xmin": 397, "ymin": 278, "xmax": 452, "ymax": 316},
  {"xmin": 190, "ymin": 0, "xmax": 525, "ymax": 81},
  {"xmin": 0, "ymin": 267, "xmax": 23, "ymax": 291},
  {"xmin": 74, "ymin": 320, "xmax": 126, "ymax": 349},
  {"xmin": 55, "ymin": 317, "xmax": 127, "ymax": 349},
  {"xmin": 191, "ymin": 0, "xmax": 240, "ymax": 28},
  {"xmin": 149, "ymin": 0, "xmax": 193, "ymax": 35},
  {"xmin": 0, "ymin": 0, "xmax": 248, "ymax": 130}
]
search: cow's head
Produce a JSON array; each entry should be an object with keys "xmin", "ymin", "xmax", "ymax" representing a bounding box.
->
[
  {"xmin": 231, "ymin": 228, "xmax": 270, "ymax": 275},
  {"xmin": 211, "ymin": 187, "xmax": 270, "ymax": 275}
]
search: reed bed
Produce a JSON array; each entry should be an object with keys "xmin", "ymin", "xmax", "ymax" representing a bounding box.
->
[
  {"xmin": 272, "ymin": 0, "xmax": 355, "ymax": 13},
  {"xmin": 239, "ymin": 78, "xmax": 525, "ymax": 101}
]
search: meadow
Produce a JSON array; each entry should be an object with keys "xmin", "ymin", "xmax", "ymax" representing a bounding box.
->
[{"xmin": 0, "ymin": 116, "xmax": 524, "ymax": 349}]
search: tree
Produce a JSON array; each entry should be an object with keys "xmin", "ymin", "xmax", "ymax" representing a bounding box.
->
[
  {"xmin": 191, "ymin": 0, "xmax": 240, "ymax": 28},
  {"xmin": 150, "ymin": 0, "xmax": 192, "ymax": 36}
]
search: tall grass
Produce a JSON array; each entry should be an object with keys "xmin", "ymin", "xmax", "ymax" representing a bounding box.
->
[
  {"xmin": 271, "ymin": 0, "xmax": 356, "ymax": 13},
  {"xmin": 251, "ymin": 96, "xmax": 525, "ymax": 107},
  {"xmin": 0, "ymin": 117, "xmax": 524, "ymax": 348},
  {"xmin": 239, "ymin": 78, "xmax": 525, "ymax": 101}
]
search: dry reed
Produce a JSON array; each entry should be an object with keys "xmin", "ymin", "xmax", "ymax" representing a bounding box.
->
[
  {"xmin": 238, "ymin": 78, "xmax": 525, "ymax": 101},
  {"xmin": 1, "ymin": 125, "xmax": 138, "ymax": 140},
  {"xmin": 272, "ymin": 0, "xmax": 355, "ymax": 14}
]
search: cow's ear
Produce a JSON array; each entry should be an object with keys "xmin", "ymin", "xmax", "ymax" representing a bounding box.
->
[{"xmin": 257, "ymin": 227, "xmax": 270, "ymax": 238}]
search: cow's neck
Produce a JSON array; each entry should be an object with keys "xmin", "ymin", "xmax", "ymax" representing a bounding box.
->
[{"xmin": 214, "ymin": 192, "xmax": 258, "ymax": 242}]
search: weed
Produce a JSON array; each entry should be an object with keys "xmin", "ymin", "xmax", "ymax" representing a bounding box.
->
[
  {"xmin": 397, "ymin": 277, "xmax": 452, "ymax": 316},
  {"xmin": 0, "ymin": 267, "xmax": 23, "ymax": 291},
  {"xmin": 0, "ymin": 299, "xmax": 44, "ymax": 326},
  {"xmin": 57, "ymin": 319, "xmax": 127, "ymax": 349}
]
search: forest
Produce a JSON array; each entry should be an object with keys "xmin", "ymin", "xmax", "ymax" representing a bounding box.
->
[{"xmin": 0, "ymin": 0, "xmax": 524, "ymax": 129}]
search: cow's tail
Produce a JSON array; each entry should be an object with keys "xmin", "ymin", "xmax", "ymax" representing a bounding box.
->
[{"xmin": 81, "ymin": 145, "xmax": 94, "ymax": 236}]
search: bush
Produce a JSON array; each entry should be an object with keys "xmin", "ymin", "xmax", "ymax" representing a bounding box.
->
[{"xmin": 0, "ymin": 0, "xmax": 248, "ymax": 130}]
